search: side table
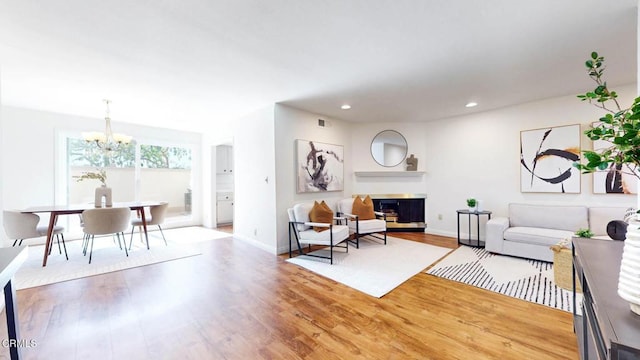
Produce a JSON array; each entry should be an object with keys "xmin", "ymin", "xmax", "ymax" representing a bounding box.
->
[{"xmin": 456, "ymin": 209, "xmax": 492, "ymax": 247}]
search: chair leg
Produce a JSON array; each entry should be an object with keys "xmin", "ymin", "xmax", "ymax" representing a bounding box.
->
[
  {"xmin": 88, "ymin": 235, "xmax": 95, "ymax": 264},
  {"xmin": 129, "ymin": 226, "xmax": 135, "ymax": 250},
  {"xmin": 158, "ymin": 225, "xmax": 167, "ymax": 246},
  {"xmin": 121, "ymin": 232, "xmax": 129, "ymax": 257},
  {"xmin": 82, "ymin": 234, "xmax": 89, "ymax": 256},
  {"xmin": 56, "ymin": 234, "xmax": 62, "ymax": 254},
  {"xmin": 60, "ymin": 234, "xmax": 68, "ymax": 260}
]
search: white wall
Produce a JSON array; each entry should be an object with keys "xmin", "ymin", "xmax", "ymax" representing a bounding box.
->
[
  {"xmin": 1, "ymin": 106, "xmax": 203, "ymax": 244},
  {"xmin": 273, "ymin": 105, "xmax": 353, "ymax": 254},
  {"xmin": 423, "ymin": 84, "xmax": 638, "ymax": 238},
  {"xmin": 232, "ymin": 106, "xmax": 278, "ymax": 253}
]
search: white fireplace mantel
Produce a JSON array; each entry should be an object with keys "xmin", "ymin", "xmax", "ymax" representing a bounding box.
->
[{"xmin": 354, "ymin": 171, "xmax": 425, "ymax": 177}]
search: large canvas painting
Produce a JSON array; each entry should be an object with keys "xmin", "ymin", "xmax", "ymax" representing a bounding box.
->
[
  {"xmin": 296, "ymin": 139, "xmax": 344, "ymax": 193},
  {"xmin": 592, "ymin": 123, "xmax": 638, "ymax": 194},
  {"xmin": 520, "ymin": 124, "xmax": 581, "ymax": 193}
]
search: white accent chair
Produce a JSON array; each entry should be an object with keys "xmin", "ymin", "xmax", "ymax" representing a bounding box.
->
[
  {"xmin": 130, "ymin": 202, "xmax": 169, "ymax": 249},
  {"xmin": 82, "ymin": 207, "xmax": 131, "ymax": 264},
  {"xmin": 287, "ymin": 202, "xmax": 349, "ymax": 264},
  {"xmin": 337, "ymin": 198, "xmax": 387, "ymax": 248},
  {"xmin": 3, "ymin": 210, "xmax": 68, "ymax": 260}
]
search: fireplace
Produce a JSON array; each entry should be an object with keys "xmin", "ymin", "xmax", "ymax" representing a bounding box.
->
[{"xmin": 370, "ymin": 194, "xmax": 426, "ymax": 232}]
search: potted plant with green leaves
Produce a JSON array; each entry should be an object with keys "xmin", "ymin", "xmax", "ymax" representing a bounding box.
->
[
  {"xmin": 575, "ymin": 228, "xmax": 593, "ymax": 239},
  {"xmin": 466, "ymin": 198, "xmax": 477, "ymax": 212},
  {"xmin": 574, "ymin": 51, "xmax": 640, "ymax": 315}
]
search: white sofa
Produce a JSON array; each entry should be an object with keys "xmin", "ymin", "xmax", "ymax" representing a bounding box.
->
[{"xmin": 485, "ymin": 203, "xmax": 627, "ymax": 262}]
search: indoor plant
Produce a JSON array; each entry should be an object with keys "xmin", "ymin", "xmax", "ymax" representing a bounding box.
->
[
  {"xmin": 574, "ymin": 51, "xmax": 640, "ymax": 315},
  {"xmin": 73, "ymin": 168, "xmax": 107, "ymax": 187},
  {"xmin": 466, "ymin": 198, "xmax": 477, "ymax": 212},
  {"xmin": 575, "ymin": 228, "xmax": 594, "ymax": 238}
]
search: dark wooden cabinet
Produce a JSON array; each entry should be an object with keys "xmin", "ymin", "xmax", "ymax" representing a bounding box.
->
[{"xmin": 572, "ymin": 238, "xmax": 640, "ymax": 359}]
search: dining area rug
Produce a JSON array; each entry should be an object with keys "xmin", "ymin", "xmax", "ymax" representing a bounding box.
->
[
  {"xmin": 286, "ymin": 236, "xmax": 452, "ymax": 298},
  {"xmin": 14, "ymin": 226, "xmax": 230, "ymax": 290}
]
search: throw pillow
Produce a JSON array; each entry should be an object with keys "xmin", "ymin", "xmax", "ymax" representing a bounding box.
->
[
  {"xmin": 607, "ymin": 220, "xmax": 628, "ymax": 241},
  {"xmin": 309, "ymin": 200, "xmax": 333, "ymax": 232},
  {"xmin": 352, "ymin": 195, "xmax": 375, "ymax": 220}
]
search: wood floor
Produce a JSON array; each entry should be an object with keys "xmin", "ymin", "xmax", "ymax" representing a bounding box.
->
[{"xmin": 0, "ymin": 230, "xmax": 578, "ymax": 360}]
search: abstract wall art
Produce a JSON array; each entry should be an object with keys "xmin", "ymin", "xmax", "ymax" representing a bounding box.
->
[
  {"xmin": 591, "ymin": 123, "xmax": 638, "ymax": 194},
  {"xmin": 296, "ymin": 139, "xmax": 344, "ymax": 193},
  {"xmin": 520, "ymin": 124, "xmax": 581, "ymax": 193}
]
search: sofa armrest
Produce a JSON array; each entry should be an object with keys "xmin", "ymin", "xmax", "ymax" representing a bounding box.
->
[{"xmin": 485, "ymin": 217, "xmax": 509, "ymax": 254}]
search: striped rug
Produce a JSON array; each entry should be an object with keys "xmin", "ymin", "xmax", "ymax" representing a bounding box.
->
[{"xmin": 426, "ymin": 245, "xmax": 582, "ymax": 313}]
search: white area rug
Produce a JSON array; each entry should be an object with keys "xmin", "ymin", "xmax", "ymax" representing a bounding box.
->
[
  {"xmin": 426, "ymin": 246, "xmax": 583, "ymax": 313},
  {"xmin": 286, "ymin": 236, "xmax": 452, "ymax": 298},
  {"xmin": 14, "ymin": 226, "xmax": 231, "ymax": 290}
]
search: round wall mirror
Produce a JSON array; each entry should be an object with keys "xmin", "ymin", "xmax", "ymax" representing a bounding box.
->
[{"xmin": 370, "ymin": 130, "xmax": 408, "ymax": 167}]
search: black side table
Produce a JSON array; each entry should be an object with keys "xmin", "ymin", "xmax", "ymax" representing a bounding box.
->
[{"xmin": 456, "ymin": 209, "xmax": 492, "ymax": 247}]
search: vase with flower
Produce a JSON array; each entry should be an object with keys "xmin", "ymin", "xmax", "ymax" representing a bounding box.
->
[{"xmin": 73, "ymin": 168, "xmax": 112, "ymax": 207}]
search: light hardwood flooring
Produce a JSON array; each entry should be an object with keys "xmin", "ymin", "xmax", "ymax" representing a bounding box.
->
[{"xmin": 0, "ymin": 230, "xmax": 578, "ymax": 359}]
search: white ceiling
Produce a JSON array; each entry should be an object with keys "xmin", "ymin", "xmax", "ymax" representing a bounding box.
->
[{"xmin": 0, "ymin": 0, "xmax": 637, "ymax": 132}]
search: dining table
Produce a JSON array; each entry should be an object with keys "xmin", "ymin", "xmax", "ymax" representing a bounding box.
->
[{"xmin": 21, "ymin": 201, "xmax": 164, "ymax": 267}]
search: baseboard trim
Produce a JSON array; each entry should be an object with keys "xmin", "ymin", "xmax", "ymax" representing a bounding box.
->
[{"xmin": 233, "ymin": 234, "xmax": 277, "ymax": 255}]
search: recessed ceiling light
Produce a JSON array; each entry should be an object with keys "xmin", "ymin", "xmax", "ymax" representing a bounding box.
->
[
  {"xmin": 341, "ymin": 104, "xmax": 351, "ymax": 110},
  {"xmin": 465, "ymin": 102, "xmax": 478, "ymax": 108}
]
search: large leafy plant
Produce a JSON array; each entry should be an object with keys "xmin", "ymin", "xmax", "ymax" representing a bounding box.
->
[{"xmin": 574, "ymin": 52, "xmax": 640, "ymax": 180}]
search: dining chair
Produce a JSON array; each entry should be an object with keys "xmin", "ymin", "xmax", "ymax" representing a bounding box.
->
[
  {"xmin": 82, "ymin": 207, "xmax": 131, "ymax": 264},
  {"xmin": 3, "ymin": 210, "xmax": 68, "ymax": 260},
  {"xmin": 130, "ymin": 202, "xmax": 169, "ymax": 249}
]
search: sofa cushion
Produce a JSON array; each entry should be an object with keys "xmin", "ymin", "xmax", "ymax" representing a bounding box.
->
[
  {"xmin": 589, "ymin": 206, "xmax": 627, "ymax": 236},
  {"xmin": 509, "ymin": 203, "xmax": 588, "ymax": 231},
  {"xmin": 504, "ymin": 227, "xmax": 575, "ymax": 247}
]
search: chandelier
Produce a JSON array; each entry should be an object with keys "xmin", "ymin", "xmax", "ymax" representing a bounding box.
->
[{"xmin": 82, "ymin": 99, "xmax": 132, "ymax": 151}]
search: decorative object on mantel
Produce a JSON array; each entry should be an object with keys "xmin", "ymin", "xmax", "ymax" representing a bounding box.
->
[
  {"xmin": 82, "ymin": 99, "xmax": 132, "ymax": 152},
  {"xmin": 573, "ymin": 52, "xmax": 640, "ymax": 314},
  {"xmin": 73, "ymin": 169, "xmax": 112, "ymax": 207},
  {"xmin": 520, "ymin": 124, "xmax": 581, "ymax": 193},
  {"xmin": 296, "ymin": 139, "xmax": 344, "ymax": 193},
  {"xmin": 406, "ymin": 154, "xmax": 418, "ymax": 171},
  {"xmin": 466, "ymin": 198, "xmax": 477, "ymax": 212}
]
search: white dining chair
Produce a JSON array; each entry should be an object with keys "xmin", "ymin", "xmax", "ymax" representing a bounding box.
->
[
  {"xmin": 130, "ymin": 202, "xmax": 169, "ymax": 249},
  {"xmin": 82, "ymin": 207, "xmax": 131, "ymax": 264},
  {"xmin": 3, "ymin": 210, "xmax": 68, "ymax": 260}
]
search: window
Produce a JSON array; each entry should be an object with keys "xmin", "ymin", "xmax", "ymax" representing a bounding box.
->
[{"xmin": 65, "ymin": 137, "xmax": 193, "ymax": 235}]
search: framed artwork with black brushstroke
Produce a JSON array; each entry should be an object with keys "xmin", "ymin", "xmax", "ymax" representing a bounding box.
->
[
  {"xmin": 296, "ymin": 139, "xmax": 344, "ymax": 193},
  {"xmin": 520, "ymin": 124, "xmax": 581, "ymax": 193}
]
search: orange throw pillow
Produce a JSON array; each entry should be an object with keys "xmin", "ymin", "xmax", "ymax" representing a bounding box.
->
[
  {"xmin": 309, "ymin": 200, "xmax": 333, "ymax": 232},
  {"xmin": 352, "ymin": 195, "xmax": 375, "ymax": 220}
]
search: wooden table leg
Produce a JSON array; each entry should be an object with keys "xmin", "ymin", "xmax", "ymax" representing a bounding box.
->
[
  {"xmin": 140, "ymin": 209, "xmax": 150, "ymax": 250},
  {"xmin": 42, "ymin": 213, "xmax": 57, "ymax": 267}
]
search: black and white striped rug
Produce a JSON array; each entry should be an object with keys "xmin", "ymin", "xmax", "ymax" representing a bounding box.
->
[{"xmin": 426, "ymin": 246, "xmax": 582, "ymax": 313}]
